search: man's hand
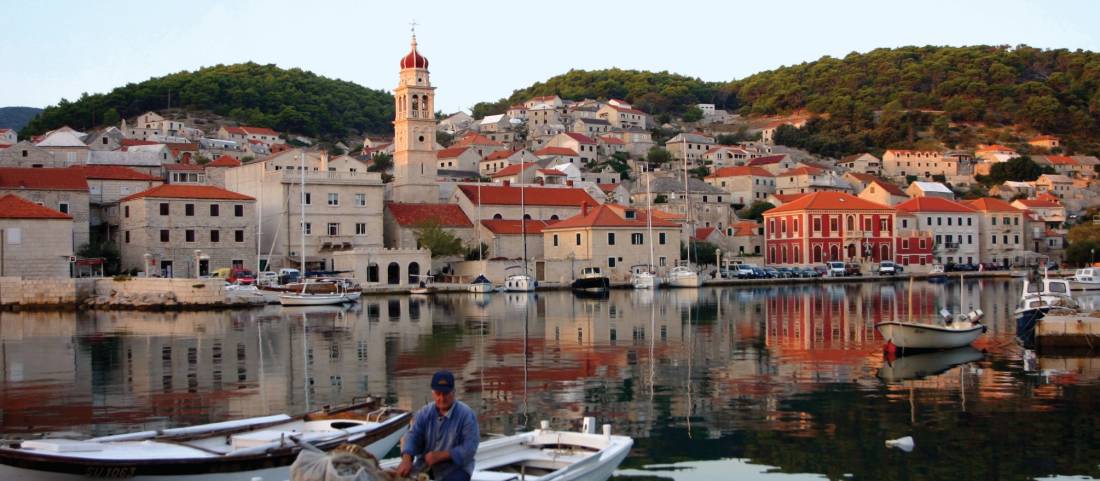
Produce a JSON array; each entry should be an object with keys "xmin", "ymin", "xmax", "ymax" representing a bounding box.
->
[
  {"xmin": 424, "ymin": 450, "xmax": 451, "ymax": 466},
  {"xmin": 395, "ymin": 457, "xmax": 413, "ymax": 477}
]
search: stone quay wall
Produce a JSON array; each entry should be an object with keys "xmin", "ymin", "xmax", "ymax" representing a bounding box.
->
[{"xmin": 0, "ymin": 277, "xmax": 228, "ymax": 310}]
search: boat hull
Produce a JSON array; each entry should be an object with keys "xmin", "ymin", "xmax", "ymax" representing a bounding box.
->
[
  {"xmin": 876, "ymin": 321, "xmax": 986, "ymax": 350},
  {"xmin": 0, "ymin": 413, "xmax": 408, "ymax": 481},
  {"xmin": 631, "ymin": 273, "xmax": 658, "ymax": 289},
  {"xmin": 1069, "ymin": 280, "xmax": 1100, "ymax": 291},
  {"xmin": 504, "ymin": 275, "xmax": 536, "ymax": 292},
  {"xmin": 571, "ymin": 277, "xmax": 610, "ymax": 293},
  {"xmin": 468, "ymin": 282, "xmax": 493, "ymax": 293},
  {"xmin": 278, "ymin": 294, "xmax": 348, "ymax": 306},
  {"xmin": 668, "ymin": 272, "xmax": 702, "ymax": 288}
]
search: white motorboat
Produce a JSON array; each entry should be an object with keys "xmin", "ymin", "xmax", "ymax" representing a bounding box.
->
[
  {"xmin": 631, "ymin": 271, "xmax": 658, "ymax": 289},
  {"xmin": 279, "ymin": 281, "xmax": 349, "ymax": 306},
  {"xmin": 572, "ymin": 266, "xmax": 610, "ymax": 294},
  {"xmin": 876, "ymin": 309, "xmax": 987, "ymax": 350},
  {"xmin": 224, "ymin": 282, "xmax": 265, "ymax": 303},
  {"xmin": 504, "ymin": 266, "xmax": 536, "ymax": 292},
  {"xmin": 1016, "ymin": 276, "xmax": 1078, "ymax": 343},
  {"xmin": 468, "ymin": 274, "xmax": 494, "ymax": 293},
  {"xmin": 1068, "ymin": 267, "xmax": 1100, "ymax": 290},
  {"xmin": 0, "ymin": 398, "xmax": 410, "ymax": 481},
  {"xmin": 667, "ymin": 265, "xmax": 703, "ymax": 288},
  {"xmin": 381, "ymin": 417, "xmax": 632, "ymax": 481}
]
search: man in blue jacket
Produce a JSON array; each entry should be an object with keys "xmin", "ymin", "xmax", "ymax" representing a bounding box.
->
[{"xmin": 395, "ymin": 370, "xmax": 479, "ymax": 481}]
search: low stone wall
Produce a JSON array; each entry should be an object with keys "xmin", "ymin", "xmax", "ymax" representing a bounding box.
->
[
  {"xmin": 0, "ymin": 277, "xmax": 96, "ymax": 308},
  {"xmin": 0, "ymin": 276, "xmax": 233, "ymax": 310}
]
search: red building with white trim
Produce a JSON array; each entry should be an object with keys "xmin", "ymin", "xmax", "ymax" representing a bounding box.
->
[{"xmin": 763, "ymin": 192, "xmax": 896, "ymax": 265}]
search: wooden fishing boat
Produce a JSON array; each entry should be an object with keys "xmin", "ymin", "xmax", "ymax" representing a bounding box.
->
[
  {"xmin": 380, "ymin": 417, "xmax": 632, "ymax": 481},
  {"xmin": 0, "ymin": 398, "xmax": 409, "ymax": 481}
]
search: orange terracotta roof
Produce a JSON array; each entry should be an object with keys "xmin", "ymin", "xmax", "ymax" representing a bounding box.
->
[
  {"xmin": 0, "ymin": 168, "xmax": 88, "ymax": 191},
  {"xmin": 1047, "ymin": 155, "xmax": 1077, "ymax": 165},
  {"xmin": 1031, "ymin": 135, "xmax": 1058, "ymax": 141},
  {"xmin": 458, "ymin": 184, "xmax": 598, "ymax": 207},
  {"xmin": 225, "ymin": 126, "xmax": 280, "ymax": 137},
  {"xmin": 480, "ymin": 219, "xmax": 550, "ymax": 235},
  {"xmin": 746, "ymin": 155, "xmax": 787, "ymax": 166},
  {"xmin": 694, "ymin": 227, "xmax": 718, "ymax": 240},
  {"xmin": 1013, "ymin": 198, "xmax": 1062, "ymax": 208},
  {"xmin": 490, "ymin": 162, "xmax": 538, "ymax": 178},
  {"xmin": 69, "ymin": 165, "xmax": 160, "ymax": 181},
  {"xmin": 732, "ymin": 221, "xmax": 760, "ymax": 237},
  {"xmin": 544, "ymin": 204, "xmax": 679, "ymax": 230},
  {"xmin": 896, "ymin": 196, "xmax": 976, "ymax": 213},
  {"xmin": 0, "ymin": 194, "xmax": 72, "ymax": 219},
  {"xmin": 708, "ymin": 166, "xmax": 773, "ymax": 178},
  {"xmin": 771, "ymin": 193, "xmax": 808, "ymax": 203},
  {"xmin": 119, "ymin": 139, "xmax": 161, "ymax": 147},
  {"xmin": 976, "ymin": 144, "xmax": 1015, "ymax": 153},
  {"xmin": 1036, "ymin": 193, "xmax": 1062, "ymax": 204},
  {"xmin": 454, "ymin": 132, "xmax": 503, "ymax": 147},
  {"xmin": 778, "ymin": 166, "xmax": 824, "ymax": 177},
  {"xmin": 885, "ymin": 149, "xmax": 942, "ymax": 155},
  {"xmin": 537, "ymin": 169, "xmax": 566, "ymax": 176},
  {"xmin": 867, "ymin": 179, "xmax": 907, "ymax": 196},
  {"xmin": 535, "ymin": 146, "xmax": 579, "ymax": 157},
  {"xmin": 484, "ymin": 150, "xmax": 519, "ymax": 161},
  {"xmin": 563, "ymin": 132, "xmax": 596, "ymax": 144},
  {"xmin": 121, "ymin": 184, "xmax": 254, "ymax": 202},
  {"xmin": 766, "ymin": 192, "xmax": 891, "ymax": 214},
  {"xmin": 845, "ymin": 172, "xmax": 878, "ymax": 183},
  {"xmin": 604, "ymin": 104, "xmax": 646, "ymax": 115},
  {"xmin": 164, "ymin": 163, "xmax": 205, "ymax": 171},
  {"xmin": 598, "ymin": 136, "xmax": 624, "ymax": 145},
  {"xmin": 962, "ymin": 197, "xmax": 1023, "ymax": 213},
  {"xmin": 386, "ymin": 203, "xmax": 472, "ymax": 228},
  {"xmin": 437, "ymin": 146, "xmax": 471, "ymax": 159},
  {"xmin": 597, "ymin": 183, "xmax": 620, "ymax": 192},
  {"xmin": 207, "ymin": 155, "xmax": 241, "ymax": 167}
]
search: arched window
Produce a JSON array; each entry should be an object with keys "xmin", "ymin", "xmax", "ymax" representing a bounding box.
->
[
  {"xmin": 813, "ymin": 245, "xmax": 822, "ymax": 263},
  {"xmin": 847, "ymin": 244, "xmax": 856, "ymax": 259},
  {"xmin": 493, "ymin": 213, "xmax": 503, "ymax": 220},
  {"xmin": 781, "ymin": 246, "xmax": 788, "ymax": 263},
  {"xmin": 408, "ymin": 262, "xmax": 420, "ymax": 285},
  {"xmin": 387, "ymin": 262, "xmax": 400, "ymax": 285},
  {"xmin": 549, "ymin": 215, "xmax": 559, "ymax": 221},
  {"xmin": 524, "ymin": 214, "xmax": 532, "ymax": 220},
  {"xmin": 881, "ymin": 245, "xmax": 890, "ymax": 261},
  {"xmin": 769, "ymin": 247, "xmax": 776, "ymax": 264},
  {"xmin": 830, "ymin": 245, "xmax": 840, "ymax": 260},
  {"xmin": 367, "ymin": 263, "xmax": 379, "ymax": 283},
  {"xmin": 411, "ymin": 95, "xmax": 419, "ymax": 114},
  {"xmin": 794, "ymin": 245, "xmax": 800, "ymax": 263},
  {"xmin": 846, "ymin": 215, "xmax": 855, "ymax": 231}
]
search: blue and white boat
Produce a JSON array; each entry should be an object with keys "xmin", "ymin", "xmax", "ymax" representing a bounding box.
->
[{"xmin": 1015, "ymin": 277, "xmax": 1077, "ymax": 345}]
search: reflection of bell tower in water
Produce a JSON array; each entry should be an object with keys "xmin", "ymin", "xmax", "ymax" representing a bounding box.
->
[{"xmin": 391, "ymin": 33, "xmax": 440, "ymax": 203}]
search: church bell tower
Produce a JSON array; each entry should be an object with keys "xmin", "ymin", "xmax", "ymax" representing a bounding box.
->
[{"xmin": 391, "ymin": 33, "xmax": 439, "ymax": 203}]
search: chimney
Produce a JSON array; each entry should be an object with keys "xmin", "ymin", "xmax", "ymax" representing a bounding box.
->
[
  {"xmin": 503, "ymin": 179, "xmax": 510, "ymax": 187},
  {"xmin": 582, "ymin": 201, "xmax": 589, "ymax": 216}
]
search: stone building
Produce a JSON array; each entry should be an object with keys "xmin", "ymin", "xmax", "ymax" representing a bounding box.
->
[
  {"xmin": 763, "ymin": 192, "xmax": 896, "ymax": 266},
  {"xmin": 68, "ymin": 165, "xmax": 163, "ymax": 245},
  {"xmin": 895, "ymin": 197, "xmax": 980, "ymax": 266},
  {"xmin": 0, "ymin": 167, "xmax": 90, "ymax": 248},
  {"xmin": 119, "ymin": 184, "xmax": 256, "ymax": 277},
  {"xmin": 542, "ymin": 204, "xmax": 681, "ymax": 282},
  {"xmin": 962, "ymin": 197, "xmax": 1027, "ymax": 267},
  {"xmin": 384, "ymin": 203, "xmax": 475, "ymax": 250},
  {"xmin": 0, "ymin": 194, "xmax": 75, "ymax": 278}
]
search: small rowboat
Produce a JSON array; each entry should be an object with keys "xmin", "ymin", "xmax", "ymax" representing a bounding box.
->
[
  {"xmin": 380, "ymin": 417, "xmax": 632, "ymax": 481},
  {"xmin": 876, "ymin": 310, "xmax": 987, "ymax": 351},
  {"xmin": 0, "ymin": 398, "xmax": 409, "ymax": 481}
]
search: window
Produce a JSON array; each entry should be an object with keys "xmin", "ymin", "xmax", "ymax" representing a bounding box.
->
[
  {"xmin": 659, "ymin": 232, "xmax": 667, "ymax": 245},
  {"xmin": 607, "ymin": 233, "xmax": 615, "ymax": 245},
  {"xmin": 992, "ymin": 217, "xmax": 997, "ymax": 226},
  {"xmin": 210, "ymin": 230, "xmax": 220, "ymax": 243},
  {"xmin": 210, "ymin": 204, "xmax": 219, "ymax": 217},
  {"xmin": 328, "ymin": 193, "xmax": 339, "ymax": 206},
  {"xmin": 552, "ymin": 234, "xmax": 559, "ymax": 247},
  {"xmin": 880, "ymin": 219, "xmax": 888, "ymax": 231},
  {"xmin": 1014, "ymin": 217, "xmax": 1019, "ymax": 226},
  {"xmin": 160, "ymin": 230, "xmax": 169, "ymax": 242},
  {"xmin": 967, "ymin": 218, "xmax": 972, "ymax": 226},
  {"xmin": 159, "ymin": 203, "xmax": 169, "ymax": 215},
  {"xmin": 608, "ymin": 257, "xmax": 616, "ymax": 267},
  {"xmin": 185, "ymin": 203, "xmax": 195, "ymax": 216},
  {"xmin": 659, "ymin": 256, "xmax": 667, "ymax": 267},
  {"xmin": 185, "ymin": 230, "xmax": 195, "ymax": 242},
  {"xmin": 991, "ymin": 235, "xmax": 997, "ymax": 245},
  {"xmin": 902, "ymin": 219, "xmax": 908, "ymax": 229},
  {"xmin": 968, "ymin": 235, "xmax": 973, "ymax": 244},
  {"xmin": 124, "ymin": 231, "xmax": 130, "ymax": 243},
  {"xmin": 813, "ymin": 218, "xmax": 822, "ymax": 231},
  {"xmin": 235, "ymin": 230, "xmax": 244, "ymax": 242},
  {"xmin": 1014, "ymin": 235, "xmax": 1020, "ymax": 244},
  {"xmin": 304, "ymin": 192, "xmax": 312, "ymax": 205},
  {"xmin": 1003, "ymin": 217, "xmax": 1010, "ymax": 225},
  {"xmin": 1003, "ymin": 235, "xmax": 1009, "ymax": 244},
  {"xmin": 903, "ymin": 239, "xmax": 909, "ymax": 249},
  {"xmin": 304, "ymin": 223, "xmax": 312, "ymax": 235},
  {"xmin": 328, "ymin": 223, "xmax": 339, "ymax": 236},
  {"xmin": 831, "ymin": 218, "xmax": 839, "ymax": 231},
  {"xmin": 58, "ymin": 202, "xmax": 69, "ymax": 214},
  {"xmin": 234, "ymin": 205, "xmax": 244, "ymax": 217},
  {"xmin": 355, "ymin": 193, "xmax": 366, "ymax": 207},
  {"xmin": 576, "ymin": 233, "xmax": 582, "ymax": 246},
  {"xmin": 355, "ymin": 223, "xmax": 367, "ymax": 235},
  {"xmin": 631, "ymin": 233, "xmax": 643, "ymax": 245},
  {"xmin": 124, "ymin": 205, "xmax": 129, "ymax": 218}
]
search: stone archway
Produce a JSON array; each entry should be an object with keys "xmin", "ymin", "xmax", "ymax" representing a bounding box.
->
[
  {"xmin": 408, "ymin": 262, "xmax": 420, "ymax": 285},
  {"xmin": 387, "ymin": 262, "xmax": 400, "ymax": 285}
]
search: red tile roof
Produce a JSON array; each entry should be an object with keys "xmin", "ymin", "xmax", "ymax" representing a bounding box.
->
[
  {"xmin": 845, "ymin": 172, "xmax": 879, "ymax": 183},
  {"xmin": 1032, "ymin": 135, "xmax": 1059, "ymax": 141},
  {"xmin": 0, "ymin": 194, "xmax": 72, "ymax": 219},
  {"xmin": 0, "ymin": 168, "xmax": 88, "ymax": 191},
  {"xmin": 694, "ymin": 227, "xmax": 718, "ymax": 240},
  {"xmin": 490, "ymin": 162, "xmax": 538, "ymax": 178},
  {"xmin": 732, "ymin": 221, "xmax": 760, "ymax": 237},
  {"xmin": 896, "ymin": 196, "xmax": 976, "ymax": 213},
  {"xmin": 1047, "ymin": 155, "xmax": 1077, "ymax": 165},
  {"xmin": 386, "ymin": 202, "xmax": 473, "ymax": 228},
  {"xmin": 484, "ymin": 150, "xmax": 519, "ymax": 161},
  {"xmin": 708, "ymin": 166, "xmax": 773, "ymax": 178},
  {"xmin": 767, "ymin": 192, "xmax": 891, "ymax": 214},
  {"xmin": 535, "ymin": 146, "xmax": 579, "ymax": 157},
  {"xmin": 544, "ymin": 204, "xmax": 679, "ymax": 230},
  {"xmin": 746, "ymin": 155, "xmax": 787, "ymax": 166},
  {"xmin": 480, "ymin": 219, "xmax": 550, "ymax": 235},
  {"xmin": 778, "ymin": 166, "xmax": 824, "ymax": 177},
  {"xmin": 207, "ymin": 155, "xmax": 241, "ymax": 167},
  {"xmin": 598, "ymin": 136, "xmax": 624, "ymax": 145},
  {"xmin": 604, "ymin": 104, "xmax": 646, "ymax": 115},
  {"xmin": 962, "ymin": 197, "xmax": 1023, "ymax": 213},
  {"xmin": 69, "ymin": 165, "xmax": 160, "ymax": 181},
  {"xmin": 597, "ymin": 183, "xmax": 620, "ymax": 193},
  {"xmin": 454, "ymin": 133, "xmax": 502, "ymax": 147},
  {"xmin": 563, "ymin": 132, "xmax": 596, "ymax": 144},
  {"xmin": 119, "ymin": 139, "xmax": 162, "ymax": 148},
  {"xmin": 537, "ymin": 169, "xmax": 566, "ymax": 176},
  {"xmin": 437, "ymin": 146, "xmax": 471, "ymax": 159},
  {"xmin": 0, "ymin": 144, "xmax": 11, "ymax": 150},
  {"xmin": 458, "ymin": 184, "xmax": 598, "ymax": 207},
  {"xmin": 225, "ymin": 126, "xmax": 280, "ymax": 137},
  {"xmin": 976, "ymin": 144, "xmax": 1015, "ymax": 153},
  {"xmin": 121, "ymin": 184, "xmax": 254, "ymax": 202},
  {"xmin": 1036, "ymin": 192, "xmax": 1062, "ymax": 204},
  {"xmin": 1013, "ymin": 198, "xmax": 1062, "ymax": 208},
  {"xmin": 866, "ymin": 179, "xmax": 907, "ymax": 196}
]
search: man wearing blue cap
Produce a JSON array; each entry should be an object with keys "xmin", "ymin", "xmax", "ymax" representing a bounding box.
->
[{"xmin": 395, "ymin": 370, "xmax": 480, "ymax": 481}]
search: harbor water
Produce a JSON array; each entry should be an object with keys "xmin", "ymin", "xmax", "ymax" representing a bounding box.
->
[{"xmin": 1, "ymin": 278, "xmax": 1099, "ymax": 480}]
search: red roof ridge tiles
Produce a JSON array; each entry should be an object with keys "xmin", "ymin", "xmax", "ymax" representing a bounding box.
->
[
  {"xmin": 386, "ymin": 202, "xmax": 472, "ymax": 228},
  {"xmin": 68, "ymin": 165, "xmax": 160, "ymax": 181},
  {"xmin": 544, "ymin": 204, "xmax": 679, "ymax": 230},
  {"xmin": 121, "ymin": 184, "xmax": 254, "ymax": 202},
  {"xmin": 708, "ymin": 166, "xmax": 773, "ymax": 178},
  {"xmin": 896, "ymin": 196, "xmax": 976, "ymax": 213},
  {"xmin": 458, "ymin": 184, "xmax": 598, "ymax": 207},
  {"xmin": 207, "ymin": 155, "xmax": 242, "ymax": 167},
  {"xmin": 480, "ymin": 219, "xmax": 550, "ymax": 235},
  {"xmin": 534, "ymin": 146, "xmax": 579, "ymax": 157},
  {"xmin": 0, "ymin": 167, "xmax": 88, "ymax": 191},
  {"xmin": 0, "ymin": 194, "xmax": 72, "ymax": 219},
  {"xmin": 490, "ymin": 162, "xmax": 538, "ymax": 178},
  {"xmin": 962, "ymin": 197, "xmax": 1023, "ymax": 213},
  {"xmin": 767, "ymin": 192, "xmax": 890, "ymax": 214}
]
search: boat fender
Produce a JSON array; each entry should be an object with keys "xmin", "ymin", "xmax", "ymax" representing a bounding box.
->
[{"xmin": 884, "ymin": 436, "xmax": 914, "ymax": 452}]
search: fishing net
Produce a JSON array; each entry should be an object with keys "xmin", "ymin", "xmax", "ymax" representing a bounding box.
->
[{"xmin": 290, "ymin": 444, "xmax": 426, "ymax": 481}]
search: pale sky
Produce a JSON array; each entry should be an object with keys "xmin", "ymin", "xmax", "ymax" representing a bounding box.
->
[{"xmin": 2, "ymin": 0, "xmax": 1097, "ymax": 113}]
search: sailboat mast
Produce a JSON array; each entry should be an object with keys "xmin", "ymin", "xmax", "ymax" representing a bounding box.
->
[
  {"xmin": 521, "ymin": 169, "xmax": 528, "ymax": 274},
  {"xmin": 682, "ymin": 137, "xmax": 693, "ymax": 268},
  {"xmin": 645, "ymin": 165, "xmax": 655, "ymax": 270},
  {"xmin": 299, "ymin": 152, "xmax": 306, "ymax": 279},
  {"xmin": 257, "ymin": 172, "xmax": 263, "ymax": 274},
  {"xmin": 477, "ymin": 178, "xmax": 483, "ymax": 262}
]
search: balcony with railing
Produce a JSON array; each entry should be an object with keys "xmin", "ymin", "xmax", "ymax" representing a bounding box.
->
[{"xmin": 277, "ymin": 170, "xmax": 383, "ymax": 185}]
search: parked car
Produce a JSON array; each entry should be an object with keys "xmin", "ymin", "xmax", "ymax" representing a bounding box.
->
[
  {"xmin": 814, "ymin": 265, "xmax": 830, "ymax": 277},
  {"xmin": 844, "ymin": 263, "xmax": 862, "ymax": 277},
  {"xmin": 878, "ymin": 261, "xmax": 901, "ymax": 275},
  {"xmin": 827, "ymin": 261, "xmax": 846, "ymax": 277},
  {"xmin": 736, "ymin": 264, "xmax": 759, "ymax": 279},
  {"xmin": 802, "ymin": 266, "xmax": 823, "ymax": 278},
  {"xmin": 751, "ymin": 267, "xmax": 768, "ymax": 279},
  {"xmin": 775, "ymin": 267, "xmax": 795, "ymax": 278},
  {"xmin": 257, "ymin": 271, "xmax": 279, "ymax": 285},
  {"xmin": 763, "ymin": 267, "xmax": 780, "ymax": 278}
]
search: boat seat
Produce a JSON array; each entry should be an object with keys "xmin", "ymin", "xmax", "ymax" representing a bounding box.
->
[
  {"xmin": 21, "ymin": 439, "xmax": 103, "ymax": 452},
  {"xmin": 471, "ymin": 472, "xmax": 521, "ymax": 481},
  {"xmin": 230, "ymin": 430, "xmax": 297, "ymax": 450}
]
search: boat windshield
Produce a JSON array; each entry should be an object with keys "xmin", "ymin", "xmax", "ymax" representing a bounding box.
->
[
  {"xmin": 1026, "ymin": 282, "xmax": 1041, "ymax": 294},
  {"xmin": 1048, "ymin": 281, "xmax": 1069, "ymax": 294}
]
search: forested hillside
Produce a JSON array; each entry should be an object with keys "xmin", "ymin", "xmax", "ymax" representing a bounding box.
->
[
  {"xmin": 20, "ymin": 63, "xmax": 394, "ymax": 140},
  {"xmin": 0, "ymin": 107, "xmax": 42, "ymax": 132}
]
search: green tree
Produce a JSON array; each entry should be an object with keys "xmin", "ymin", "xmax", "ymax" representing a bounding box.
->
[
  {"xmin": 1068, "ymin": 223, "xmax": 1100, "ymax": 245},
  {"xmin": 414, "ymin": 221, "xmax": 465, "ymax": 258},
  {"xmin": 688, "ymin": 166, "xmax": 709, "ymax": 179},
  {"xmin": 646, "ymin": 147, "xmax": 671, "ymax": 164},
  {"xmin": 739, "ymin": 201, "xmax": 775, "ymax": 222},
  {"xmin": 465, "ymin": 243, "xmax": 489, "ymax": 261},
  {"xmin": 1066, "ymin": 240, "xmax": 1100, "ymax": 267},
  {"xmin": 436, "ymin": 131, "xmax": 454, "ymax": 147},
  {"xmin": 368, "ymin": 153, "xmax": 393, "ymax": 173},
  {"xmin": 101, "ymin": 108, "xmax": 120, "ymax": 127},
  {"xmin": 681, "ymin": 240, "xmax": 719, "ymax": 265},
  {"xmin": 681, "ymin": 106, "xmax": 704, "ymax": 122},
  {"xmin": 978, "ymin": 156, "xmax": 1052, "ymax": 186},
  {"xmin": 77, "ymin": 241, "xmax": 121, "ymax": 275}
]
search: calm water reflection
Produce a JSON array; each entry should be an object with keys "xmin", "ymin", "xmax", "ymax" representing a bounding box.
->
[{"xmin": 2, "ymin": 279, "xmax": 1099, "ymax": 480}]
